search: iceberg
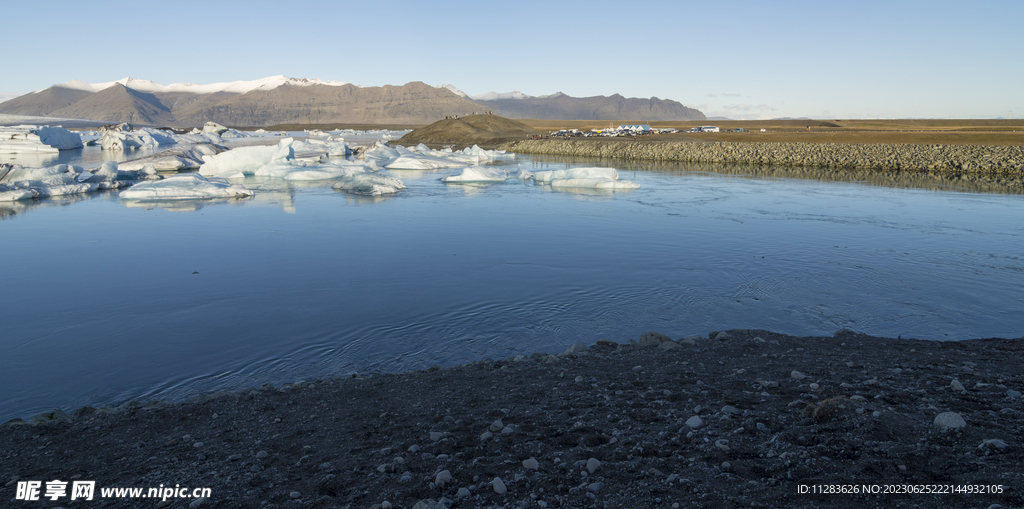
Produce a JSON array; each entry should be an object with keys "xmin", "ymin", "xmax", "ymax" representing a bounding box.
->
[
  {"xmin": 533, "ymin": 167, "xmax": 619, "ymax": 182},
  {"xmin": 199, "ymin": 138, "xmax": 295, "ymax": 178},
  {"xmin": 361, "ymin": 140, "xmax": 401, "ymax": 166},
  {"xmin": 119, "ymin": 173, "xmax": 254, "ymax": 200},
  {"xmin": 0, "ymin": 162, "xmax": 142, "ymax": 201},
  {"xmin": 0, "ymin": 126, "xmax": 83, "ymax": 154},
  {"xmin": 117, "ymin": 144, "xmax": 227, "ymax": 173},
  {"xmin": 386, "ymin": 156, "xmax": 469, "ymax": 170},
  {"xmin": 198, "ymin": 138, "xmax": 378, "ymax": 181},
  {"xmin": 202, "ymin": 122, "xmax": 251, "ymax": 139},
  {"xmin": 549, "ymin": 178, "xmax": 641, "ymax": 190},
  {"xmin": 331, "ymin": 173, "xmax": 406, "ymax": 196},
  {"xmin": 441, "ymin": 167, "xmax": 510, "ymax": 183}
]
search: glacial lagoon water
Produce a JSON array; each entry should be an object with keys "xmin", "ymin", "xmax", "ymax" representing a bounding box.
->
[{"xmin": 2, "ymin": 148, "xmax": 1023, "ymax": 421}]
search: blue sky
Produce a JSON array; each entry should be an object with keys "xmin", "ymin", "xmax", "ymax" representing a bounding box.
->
[{"xmin": 2, "ymin": 0, "xmax": 1020, "ymax": 119}]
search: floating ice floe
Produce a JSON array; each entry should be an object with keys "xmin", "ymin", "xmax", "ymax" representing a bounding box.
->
[
  {"xmin": 292, "ymin": 137, "xmax": 350, "ymax": 160},
  {"xmin": 0, "ymin": 126, "xmax": 83, "ymax": 154},
  {"xmin": 441, "ymin": 166, "xmax": 531, "ymax": 183},
  {"xmin": 0, "ymin": 161, "xmax": 154, "ymax": 201},
  {"xmin": 361, "ymin": 141, "xmax": 514, "ymax": 170},
  {"xmin": 198, "ymin": 138, "xmax": 378, "ymax": 182},
  {"xmin": 331, "ymin": 173, "xmax": 406, "ymax": 196},
  {"xmin": 532, "ymin": 167, "xmax": 620, "ymax": 182},
  {"xmin": 549, "ymin": 178, "xmax": 641, "ymax": 190},
  {"xmin": 119, "ymin": 173, "xmax": 254, "ymax": 201},
  {"xmin": 99, "ymin": 122, "xmax": 251, "ymax": 151},
  {"xmin": 117, "ymin": 144, "xmax": 228, "ymax": 173},
  {"xmin": 532, "ymin": 166, "xmax": 639, "ymax": 190}
]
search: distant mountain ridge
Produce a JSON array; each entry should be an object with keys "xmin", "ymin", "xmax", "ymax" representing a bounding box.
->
[{"xmin": 0, "ymin": 76, "xmax": 706, "ymax": 126}]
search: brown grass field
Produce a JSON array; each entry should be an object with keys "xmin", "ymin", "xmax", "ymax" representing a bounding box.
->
[{"xmin": 516, "ymin": 119, "xmax": 1024, "ymax": 146}]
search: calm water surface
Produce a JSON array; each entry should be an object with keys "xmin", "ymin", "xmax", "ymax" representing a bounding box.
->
[{"xmin": 2, "ymin": 151, "xmax": 1022, "ymax": 421}]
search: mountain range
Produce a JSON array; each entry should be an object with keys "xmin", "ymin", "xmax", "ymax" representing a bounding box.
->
[{"xmin": 0, "ymin": 76, "xmax": 706, "ymax": 126}]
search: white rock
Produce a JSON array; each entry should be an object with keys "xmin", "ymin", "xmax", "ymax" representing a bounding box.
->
[
  {"xmin": 456, "ymin": 487, "xmax": 471, "ymax": 498},
  {"xmin": 934, "ymin": 412, "xmax": 967, "ymax": 430},
  {"xmin": 492, "ymin": 477, "xmax": 506, "ymax": 495},
  {"xmin": 586, "ymin": 457, "xmax": 601, "ymax": 474},
  {"xmin": 791, "ymin": 370, "xmax": 807, "ymax": 380},
  {"xmin": 685, "ymin": 416, "xmax": 704, "ymax": 429},
  {"xmin": 951, "ymin": 379, "xmax": 966, "ymax": 392},
  {"xmin": 434, "ymin": 470, "xmax": 452, "ymax": 488},
  {"xmin": 522, "ymin": 458, "xmax": 539, "ymax": 470},
  {"xmin": 430, "ymin": 431, "xmax": 444, "ymax": 442}
]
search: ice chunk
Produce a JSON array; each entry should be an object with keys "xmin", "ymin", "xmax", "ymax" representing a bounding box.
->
[
  {"xmin": 0, "ymin": 188, "xmax": 37, "ymax": 201},
  {"xmin": 361, "ymin": 140, "xmax": 401, "ymax": 166},
  {"xmin": 119, "ymin": 173, "xmax": 254, "ymax": 200},
  {"xmin": 296, "ymin": 137, "xmax": 350, "ymax": 156},
  {"xmin": 533, "ymin": 167, "xmax": 619, "ymax": 182},
  {"xmin": 386, "ymin": 156, "xmax": 469, "ymax": 170},
  {"xmin": 277, "ymin": 161, "xmax": 370, "ymax": 181},
  {"xmin": 549, "ymin": 178, "xmax": 641, "ymax": 190},
  {"xmin": 117, "ymin": 144, "xmax": 228, "ymax": 173},
  {"xmin": 100, "ymin": 127, "xmax": 183, "ymax": 150},
  {"xmin": 200, "ymin": 138, "xmax": 372, "ymax": 180},
  {"xmin": 199, "ymin": 138, "xmax": 295, "ymax": 177},
  {"xmin": 331, "ymin": 173, "xmax": 406, "ymax": 196},
  {"xmin": 0, "ymin": 164, "xmax": 106, "ymax": 200},
  {"xmin": 202, "ymin": 122, "xmax": 229, "ymax": 135},
  {"xmin": 441, "ymin": 167, "xmax": 509, "ymax": 183},
  {"xmin": 0, "ymin": 126, "xmax": 83, "ymax": 153}
]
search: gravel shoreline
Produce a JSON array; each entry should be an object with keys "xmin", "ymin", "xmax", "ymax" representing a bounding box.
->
[
  {"xmin": 499, "ymin": 139, "xmax": 1024, "ymax": 175},
  {"xmin": 3, "ymin": 329, "xmax": 1022, "ymax": 509}
]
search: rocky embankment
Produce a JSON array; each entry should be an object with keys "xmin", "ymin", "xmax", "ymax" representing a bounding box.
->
[
  {"xmin": 3, "ymin": 330, "xmax": 1023, "ymax": 509},
  {"xmin": 499, "ymin": 140, "xmax": 1024, "ymax": 175}
]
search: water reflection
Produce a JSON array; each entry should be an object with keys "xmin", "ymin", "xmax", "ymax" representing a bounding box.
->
[{"xmin": 0, "ymin": 191, "xmax": 108, "ymax": 219}]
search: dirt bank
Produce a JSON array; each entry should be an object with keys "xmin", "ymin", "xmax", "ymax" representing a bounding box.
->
[
  {"xmin": 396, "ymin": 115, "xmax": 541, "ymax": 149},
  {"xmin": 499, "ymin": 139, "xmax": 1024, "ymax": 176},
  {"xmin": 3, "ymin": 330, "xmax": 1022, "ymax": 509}
]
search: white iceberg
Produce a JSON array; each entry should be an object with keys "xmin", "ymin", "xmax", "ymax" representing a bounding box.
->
[
  {"xmin": 117, "ymin": 144, "xmax": 226, "ymax": 172},
  {"xmin": 361, "ymin": 141, "xmax": 401, "ymax": 166},
  {"xmin": 331, "ymin": 173, "xmax": 406, "ymax": 196},
  {"xmin": 533, "ymin": 167, "xmax": 619, "ymax": 182},
  {"xmin": 0, "ymin": 126, "xmax": 83, "ymax": 154},
  {"xmin": 119, "ymin": 173, "xmax": 254, "ymax": 200},
  {"xmin": 549, "ymin": 178, "xmax": 641, "ymax": 190},
  {"xmin": 99, "ymin": 127, "xmax": 225, "ymax": 151},
  {"xmin": 386, "ymin": 156, "xmax": 470, "ymax": 170},
  {"xmin": 0, "ymin": 162, "xmax": 141, "ymax": 201},
  {"xmin": 441, "ymin": 167, "xmax": 510, "ymax": 183},
  {"xmin": 199, "ymin": 138, "xmax": 378, "ymax": 181},
  {"xmin": 199, "ymin": 138, "xmax": 295, "ymax": 178}
]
